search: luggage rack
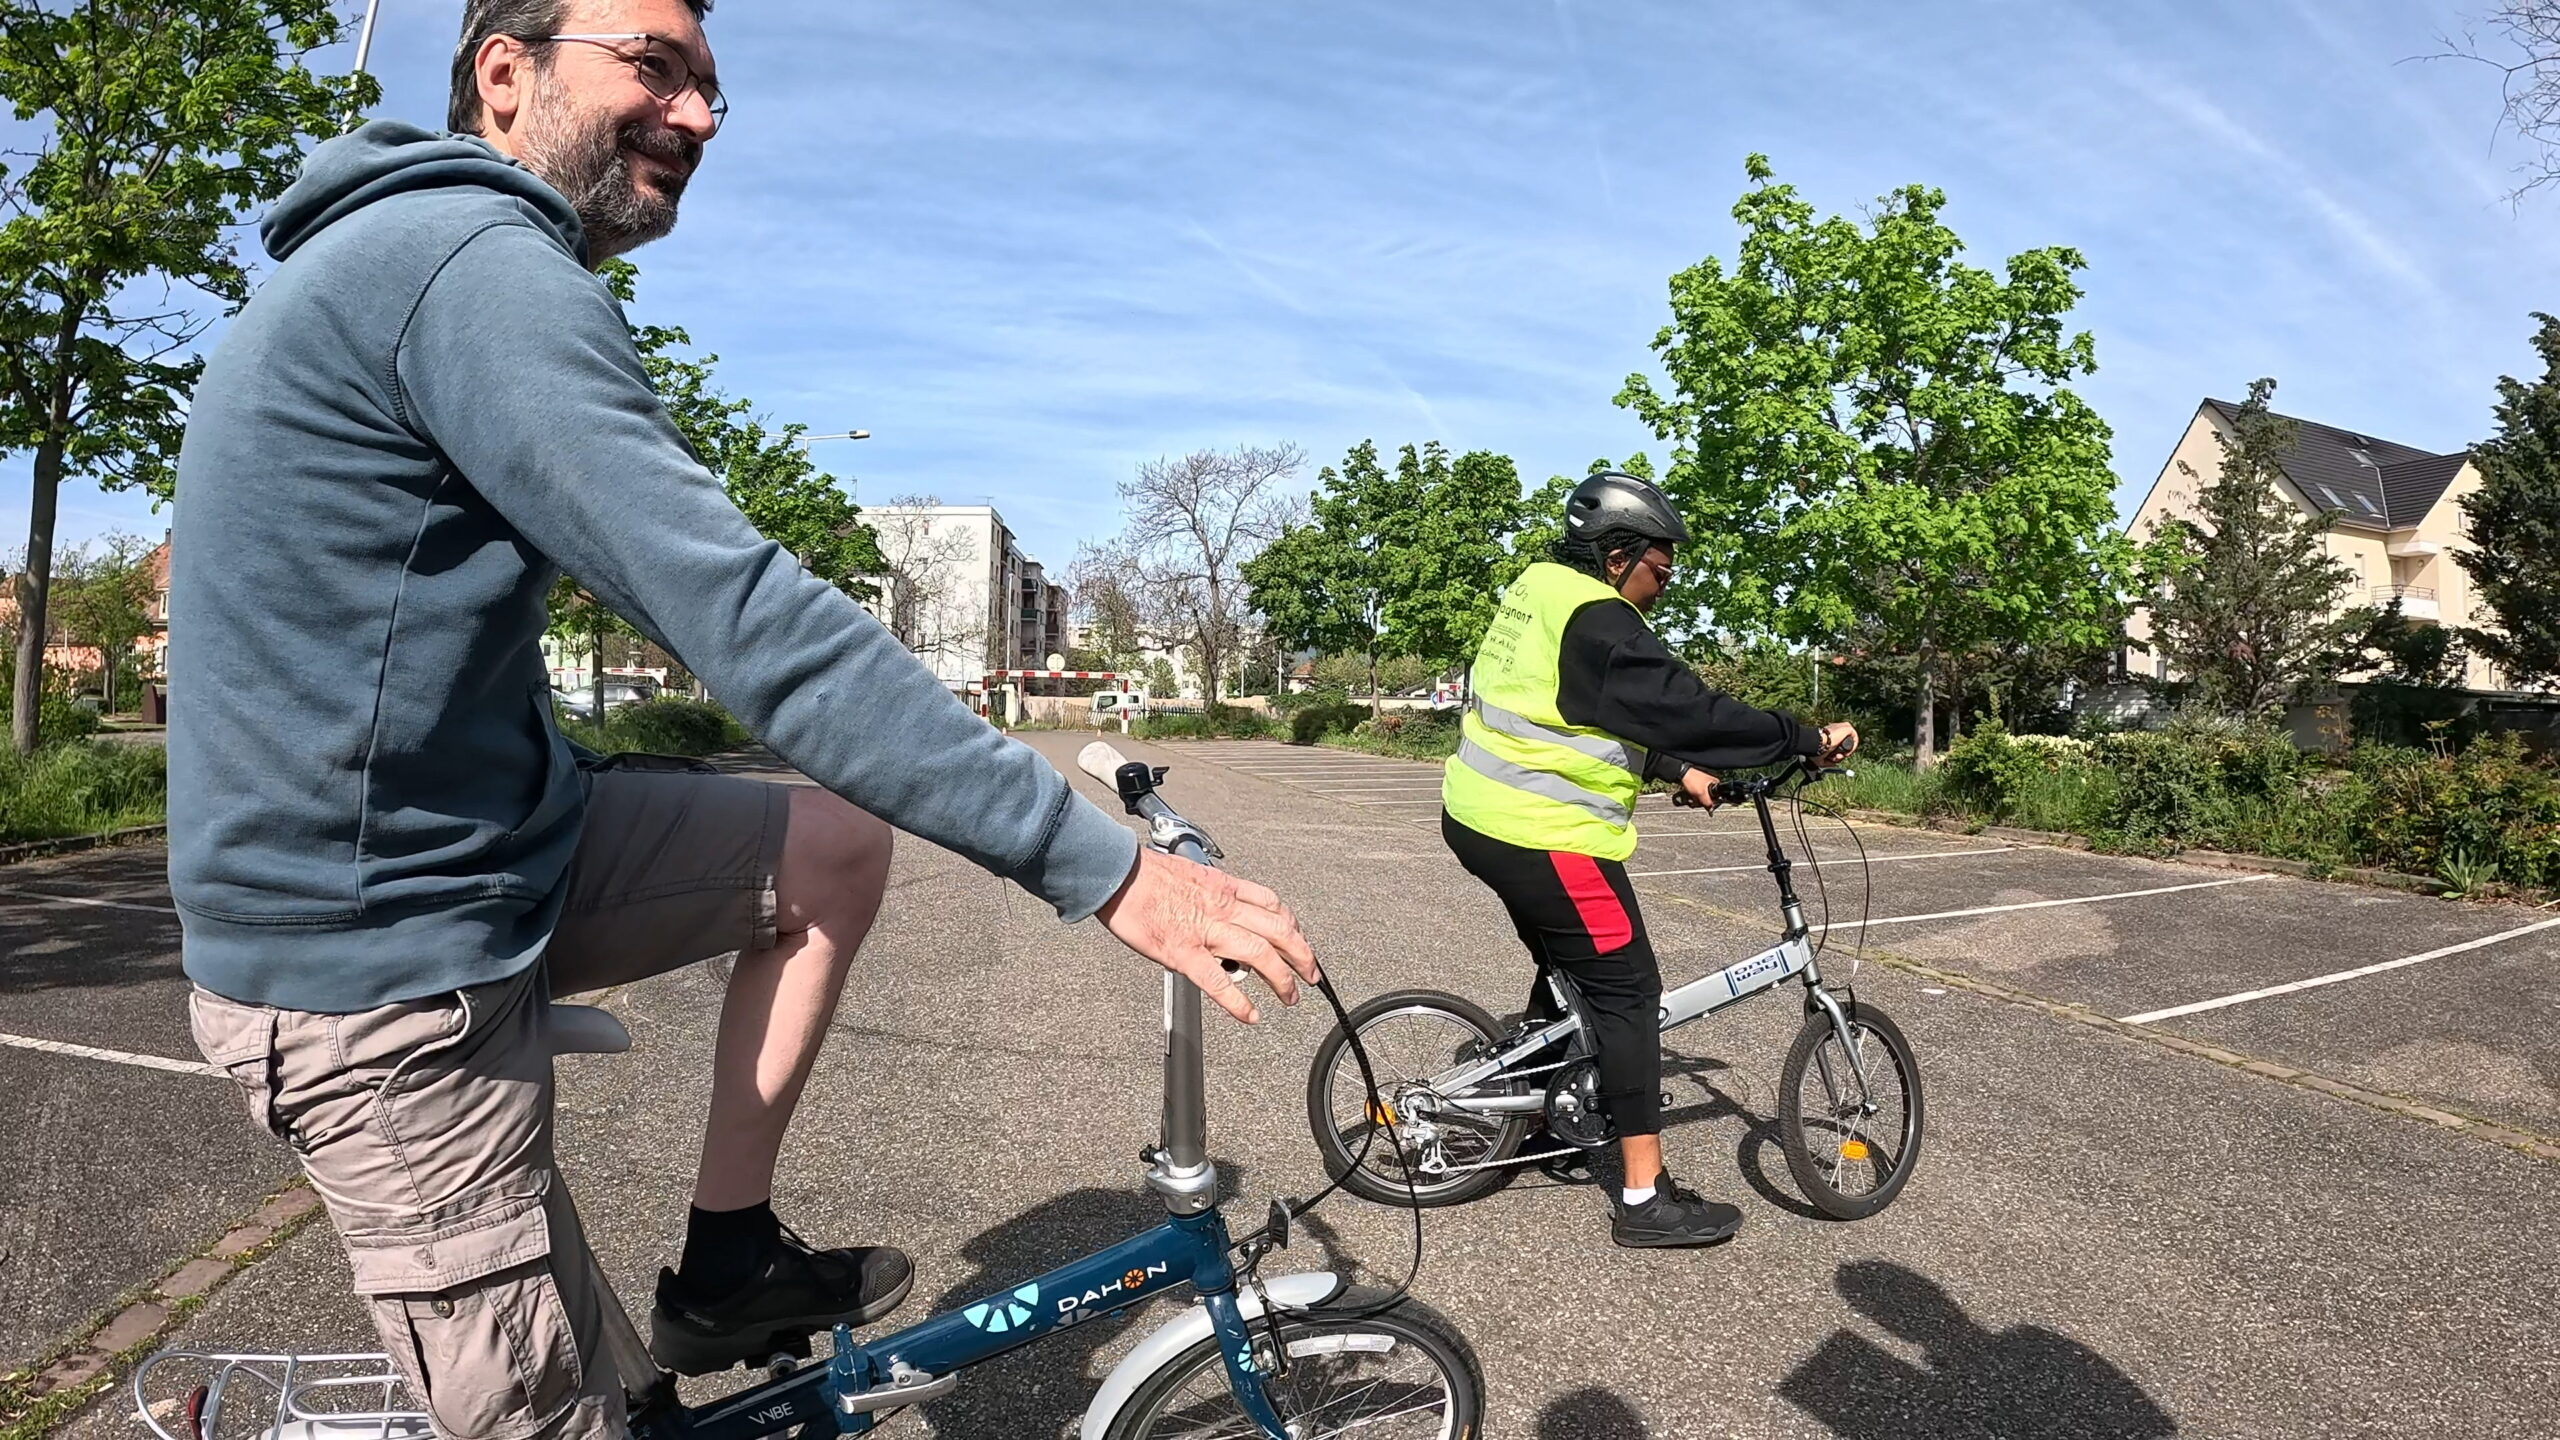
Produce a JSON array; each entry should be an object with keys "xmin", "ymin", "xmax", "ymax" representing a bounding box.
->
[{"xmin": 131, "ymin": 1350, "xmax": 429, "ymax": 1440}]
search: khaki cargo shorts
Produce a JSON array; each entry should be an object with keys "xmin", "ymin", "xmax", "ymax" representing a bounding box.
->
[{"xmin": 188, "ymin": 768, "xmax": 791, "ymax": 1440}]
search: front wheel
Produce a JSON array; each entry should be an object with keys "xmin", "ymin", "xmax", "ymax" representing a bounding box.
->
[
  {"xmin": 1306, "ymin": 990, "xmax": 1531, "ymax": 1208},
  {"xmin": 1778, "ymin": 1002, "xmax": 1923, "ymax": 1219},
  {"xmin": 1102, "ymin": 1287, "xmax": 1484, "ymax": 1440}
]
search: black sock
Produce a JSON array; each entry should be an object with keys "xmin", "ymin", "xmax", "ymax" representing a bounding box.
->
[{"xmin": 677, "ymin": 1200, "xmax": 779, "ymax": 1301}]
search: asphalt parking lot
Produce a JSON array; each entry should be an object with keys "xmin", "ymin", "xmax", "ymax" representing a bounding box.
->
[{"xmin": 7, "ymin": 734, "xmax": 2559, "ymax": 1437}]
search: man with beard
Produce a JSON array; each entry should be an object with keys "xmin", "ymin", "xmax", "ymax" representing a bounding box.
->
[{"xmin": 166, "ymin": 3, "xmax": 1318, "ymax": 1435}]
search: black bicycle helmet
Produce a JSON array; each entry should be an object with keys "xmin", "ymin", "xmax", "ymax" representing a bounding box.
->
[{"xmin": 1564, "ymin": 470, "xmax": 1691, "ymax": 547}]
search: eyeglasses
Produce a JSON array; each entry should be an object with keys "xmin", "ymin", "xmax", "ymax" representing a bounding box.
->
[{"xmin": 544, "ymin": 33, "xmax": 728, "ymax": 135}]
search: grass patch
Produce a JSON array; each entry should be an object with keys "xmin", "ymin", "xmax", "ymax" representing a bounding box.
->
[{"xmin": 0, "ymin": 741, "xmax": 167, "ymax": 844}]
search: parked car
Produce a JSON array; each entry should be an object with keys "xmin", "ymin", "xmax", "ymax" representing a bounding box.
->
[{"xmin": 558, "ymin": 680, "xmax": 659, "ymax": 719}]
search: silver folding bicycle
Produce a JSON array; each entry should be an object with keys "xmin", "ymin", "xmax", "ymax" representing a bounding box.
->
[{"xmin": 1305, "ymin": 756, "xmax": 1924, "ymax": 1218}]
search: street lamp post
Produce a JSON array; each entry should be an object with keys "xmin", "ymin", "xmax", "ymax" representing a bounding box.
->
[
  {"xmin": 802, "ymin": 431, "xmax": 871, "ymax": 443},
  {"xmin": 353, "ymin": 0, "xmax": 383, "ymax": 75}
]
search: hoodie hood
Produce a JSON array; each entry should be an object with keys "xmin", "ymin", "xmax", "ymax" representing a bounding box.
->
[{"xmin": 262, "ymin": 119, "xmax": 585, "ymax": 265}]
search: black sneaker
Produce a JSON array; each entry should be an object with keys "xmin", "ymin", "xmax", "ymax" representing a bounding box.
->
[
  {"xmin": 648, "ymin": 1225, "xmax": 915, "ymax": 1375},
  {"xmin": 1611, "ymin": 1172, "xmax": 1743, "ymax": 1248}
]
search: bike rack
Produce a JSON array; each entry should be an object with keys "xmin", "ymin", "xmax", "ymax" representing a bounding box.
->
[{"xmin": 132, "ymin": 1350, "xmax": 429, "ymax": 1440}]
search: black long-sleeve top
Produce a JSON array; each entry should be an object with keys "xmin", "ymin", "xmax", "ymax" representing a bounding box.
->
[{"xmin": 1552, "ymin": 599, "xmax": 1817, "ymax": 783}]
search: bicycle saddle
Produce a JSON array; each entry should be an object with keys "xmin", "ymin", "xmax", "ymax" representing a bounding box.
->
[{"xmin": 545, "ymin": 1003, "xmax": 632, "ymax": 1057}]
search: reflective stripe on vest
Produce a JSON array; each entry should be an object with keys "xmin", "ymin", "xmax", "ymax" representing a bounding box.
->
[
  {"xmin": 1452, "ymin": 738, "xmax": 1632, "ymax": 827},
  {"xmin": 1470, "ymin": 696, "xmax": 1644, "ymax": 776}
]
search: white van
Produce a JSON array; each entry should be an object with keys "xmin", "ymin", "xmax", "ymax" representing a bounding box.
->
[{"xmin": 1089, "ymin": 689, "xmax": 1150, "ymax": 724}]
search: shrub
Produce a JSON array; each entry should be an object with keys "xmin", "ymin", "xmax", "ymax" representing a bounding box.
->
[
  {"xmin": 1290, "ymin": 701, "xmax": 1368, "ymax": 744},
  {"xmin": 2088, "ymin": 717, "xmax": 2304, "ymax": 844},
  {"xmin": 603, "ymin": 697, "xmax": 747, "ymax": 757},
  {"xmin": 40, "ymin": 690, "xmax": 99, "ymax": 745},
  {"xmin": 1206, "ymin": 704, "xmax": 1277, "ymax": 739},
  {"xmin": 0, "ymin": 740, "xmax": 168, "ymax": 842},
  {"xmin": 2351, "ymin": 732, "xmax": 2560, "ymax": 889},
  {"xmin": 1937, "ymin": 721, "xmax": 2107, "ymax": 827},
  {"xmin": 1342, "ymin": 712, "xmax": 1461, "ymax": 759},
  {"xmin": 1134, "ymin": 712, "xmax": 1212, "ymax": 740}
]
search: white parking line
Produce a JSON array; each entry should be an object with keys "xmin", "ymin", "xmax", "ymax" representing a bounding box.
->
[
  {"xmin": 1630, "ymin": 846, "xmax": 2013, "ymax": 879},
  {"xmin": 0, "ymin": 887, "xmax": 178, "ymax": 915},
  {"xmin": 0, "ymin": 1031, "xmax": 219, "ymax": 1077},
  {"xmin": 2118, "ymin": 915, "xmax": 2560, "ymax": 1025},
  {"xmin": 1814, "ymin": 874, "xmax": 2277, "ymax": 935}
]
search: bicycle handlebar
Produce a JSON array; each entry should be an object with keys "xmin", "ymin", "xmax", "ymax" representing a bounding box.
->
[{"xmin": 1674, "ymin": 754, "xmax": 1855, "ymax": 808}]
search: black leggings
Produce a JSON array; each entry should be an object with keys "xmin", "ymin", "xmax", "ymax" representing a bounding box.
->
[{"xmin": 1441, "ymin": 812, "xmax": 1662, "ymax": 1135}]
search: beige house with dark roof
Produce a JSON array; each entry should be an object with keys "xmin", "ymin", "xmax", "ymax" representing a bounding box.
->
[{"xmin": 2123, "ymin": 398, "xmax": 2506, "ymax": 693}]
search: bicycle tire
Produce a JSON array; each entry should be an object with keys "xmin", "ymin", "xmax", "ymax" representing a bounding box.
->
[
  {"xmin": 1101, "ymin": 1286, "xmax": 1484, "ymax": 1440},
  {"xmin": 1778, "ymin": 1003, "xmax": 1924, "ymax": 1220},
  {"xmin": 1305, "ymin": 990, "xmax": 1530, "ymax": 1208}
]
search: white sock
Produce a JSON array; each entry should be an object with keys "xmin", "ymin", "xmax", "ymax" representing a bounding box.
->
[{"xmin": 1621, "ymin": 1184, "xmax": 1656, "ymax": 1206}]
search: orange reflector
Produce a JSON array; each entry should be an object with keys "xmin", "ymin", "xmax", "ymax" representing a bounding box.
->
[
  {"xmin": 1368, "ymin": 1101, "xmax": 1399, "ymax": 1127},
  {"xmin": 1839, "ymin": 1139, "xmax": 1871, "ymax": 1162}
]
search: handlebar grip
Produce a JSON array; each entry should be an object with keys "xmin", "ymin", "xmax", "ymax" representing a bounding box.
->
[{"xmin": 1078, "ymin": 740, "xmax": 1131, "ymax": 788}]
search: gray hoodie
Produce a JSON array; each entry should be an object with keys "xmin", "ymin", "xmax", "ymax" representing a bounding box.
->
[{"xmin": 169, "ymin": 120, "xmax": 1137, "ymax": 1012}]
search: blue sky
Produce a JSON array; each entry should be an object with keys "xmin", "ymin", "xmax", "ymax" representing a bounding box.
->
[{"xmin": 13, "ymin": 0, "xmax": 2560, "ymax": 575}]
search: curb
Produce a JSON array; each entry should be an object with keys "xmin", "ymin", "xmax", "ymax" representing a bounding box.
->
[
  {"xmin": 0, "ymin": 824, "xmax": 167, "ymax": 869},
  {"xmin": 1, "ymin": 1184, "xmax": 322, "ymax": 1437}
]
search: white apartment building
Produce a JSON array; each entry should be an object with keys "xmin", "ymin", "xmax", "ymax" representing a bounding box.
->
[{"xmin": 861, "ymin": 504, "xmax": 1070, "ymax": 694}]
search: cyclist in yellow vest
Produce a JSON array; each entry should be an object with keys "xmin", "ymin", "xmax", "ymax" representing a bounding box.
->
[{"xmin": 1443, "ymin": 471, "xmax": 1856, "ymax": 1247}]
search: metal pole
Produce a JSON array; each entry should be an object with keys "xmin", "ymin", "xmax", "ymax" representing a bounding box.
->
[{"xmin": 352, "ymin": 0, "xmax": 382, "ymax": 75}]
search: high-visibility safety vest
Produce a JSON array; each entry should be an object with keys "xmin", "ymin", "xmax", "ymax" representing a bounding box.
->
[{"xmin": 1442, "ymin": 561, "xmax": 1646, "ymax": 860}]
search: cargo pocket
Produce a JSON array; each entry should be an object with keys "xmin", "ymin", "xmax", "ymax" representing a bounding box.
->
[
  {"xmin": 344, "ymin": 1183, "xmax": 582, "ymax": 1440},
  {"xmin": 187, "ymin": 988, "xmax": 282, "ymax": 1140}
]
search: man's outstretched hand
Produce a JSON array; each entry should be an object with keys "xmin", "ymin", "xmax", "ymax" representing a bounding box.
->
[{"xmin": 1097, "ymin": 848, "xmax": 1322, "ymax": 1024}]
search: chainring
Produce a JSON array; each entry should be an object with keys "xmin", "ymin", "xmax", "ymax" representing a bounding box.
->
[{"xmin": 1543, "ymin": 1059, "xmax": 1618, "ymax": 1149}]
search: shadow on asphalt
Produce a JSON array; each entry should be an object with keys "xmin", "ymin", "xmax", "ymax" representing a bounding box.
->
[
  {"xmin": 1778, "ymin": 1260, "xmax": 2178, "ymax": 1438},
  {"xmin": 1536, "ymin": 1385, "xmax": 1650, "ymax": 1436},
  {"xmin": 0, "ymin": 896, "xmax": 180, "ymax": 994}
]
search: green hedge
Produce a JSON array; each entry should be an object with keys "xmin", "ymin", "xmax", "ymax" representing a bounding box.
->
[
  {"xmin": 1134, "ymin": 705, "xmax": 1277, "ymax": 741},
  {"xmin": 556, "ymin": 696, "xmax": 750, "ymax": 758},
  {"xmin": 1289, "ymin": 701, "xmax": 1368, "ymax": 744},
  {"xmin": 1810, "ymin": 718, "xmax": 2560, "ymax": 896}
]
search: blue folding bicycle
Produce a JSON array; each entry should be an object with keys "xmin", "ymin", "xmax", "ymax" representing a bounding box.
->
[{"xmin": 136, "ymin": 743, "xmax": 1482, "ymax": 1440}]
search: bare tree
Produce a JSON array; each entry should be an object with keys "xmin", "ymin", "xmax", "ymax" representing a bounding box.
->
[
  {"xmin": 2440, "ymin": 2, "xmax": 2560, "ymax": 195},
  {"xmin": 865, "ymin": 496, "xmax": 989, "ymax": 684},
  {"xmin": 1065, "ymin": 539, "xmax": 1150, "ymax": 673},
  {"xmin": 1114, "ymin": 444, "xmax": 1302, "ymax": 709}
]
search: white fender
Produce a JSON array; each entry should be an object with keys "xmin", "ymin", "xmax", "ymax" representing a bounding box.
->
[{"xmin": 1079, "ymin": 1272, "xmax": 1345, "ymax": 1440}]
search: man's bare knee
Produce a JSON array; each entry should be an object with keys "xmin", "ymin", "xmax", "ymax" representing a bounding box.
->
[{"xmin": 775, "ymin": 789, "xmax": 892, "ymax": 935}]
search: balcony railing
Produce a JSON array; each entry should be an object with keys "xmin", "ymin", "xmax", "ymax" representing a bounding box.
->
[{"xmin": 2367, "ymin": 584, "xmax": 2439, "ymax": 620}]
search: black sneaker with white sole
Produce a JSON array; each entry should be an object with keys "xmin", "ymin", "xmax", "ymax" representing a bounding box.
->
[
  {"xmin": 1611, "ymin": 1171, "xmax": 1743, "ymax": 1248},
  {"xmin": 648, "ymin": 1226, "xmax": 915, "ymax": 1375}
]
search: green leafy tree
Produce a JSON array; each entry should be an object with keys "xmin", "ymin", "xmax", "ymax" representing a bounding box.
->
[
  {"xmin": 1245, "ymin": 440, "xmax": 1404, "ymax": 711},
  {"xmin": 2458, "ymin": 312, "xmax": 2560, "ymax": 687},
  {"xmin": 49, "ymin": 532, "xmax": 156, "ymax": 711},
  {"xmin": 1617, "ymin": 156, "xmax": 2134, "ymax": 765},
  {"xmin": 1144, "ymin": 655, "xmax": 1178, "ymax": 700},
  {"xmin": 598, "ymin": 261, "xmax": 882, "ymax": 600},
  {"xmin": 1382, "ymin": 444, "xmax": 1522, "ymax": 675},
  {"xmin": 2147, "ymin": 380, "xmax": 2364, "ymax": 714},
  {"xmin": 0, "ymin": 0, "xmax": 370, "ymax": 753}
]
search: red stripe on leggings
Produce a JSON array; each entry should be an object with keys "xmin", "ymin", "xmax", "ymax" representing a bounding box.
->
[{"xmin": 1549, "ymin": 851, "xmax": 1633, "ymax": 953}]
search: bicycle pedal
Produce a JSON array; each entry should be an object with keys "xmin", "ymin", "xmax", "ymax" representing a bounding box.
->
[{"xmin": 762, "ymin": 1331, "xmax": 815, "ymax": 1365}]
